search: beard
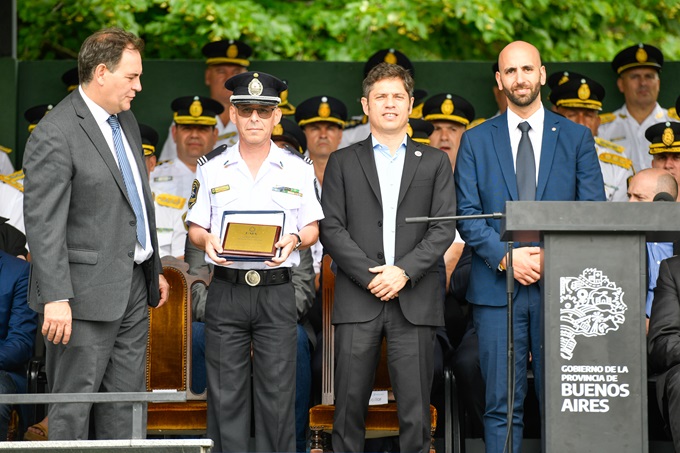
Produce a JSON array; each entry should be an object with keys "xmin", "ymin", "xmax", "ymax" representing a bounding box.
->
[{"xmin": 503, "ymin": 81, "xmax": 542, "ymax": 107}]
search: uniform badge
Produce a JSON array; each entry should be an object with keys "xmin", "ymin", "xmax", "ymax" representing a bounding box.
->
[
  {"xmin": 227, "ymin": 43, "xmax": 238, "ymax": 59},
  {"xmin": 182, "ymin": 211, "xmax": 189, "ymax": 231},
  {"xmin": 248, "ymin": 73, "xmax": 264, "ymax": 96},
  {"xmin": 188, "ymin": 179, "xmax": 199, "ymax": 209},
  {"xmin": 318, "ymin": 97, "xmax": 331, "ymax": 118},
  {"xmin": 189, "ymin": 96, "xmax": 203, "ymax": 117},
  {"xmin": 578, "ymin": 80, "xmax": 590, "ymax": 100},
  {"xmin": 211, "ymin": 184, "xmax": 231, "ymax": 194},
  {"xmin": 441, "ymin": 96, "xmax": 454, "ymax": 116},
  {"xmin": 636, "ymin": 45, "xmax": 647, "ymax": 63},
  {"xmin": 273, "ymin": 123, "xmax": 284, "ymax": 136},
  {"xmin": 663, "ymin": 123, "xmax": 675, "ymax": 147},
  {"xmin": 558, "ymin": 72, "xmax": 570, "ymax": 85},
  {"xmin": 281, "ymin": 88, "xmax": 289, "ymax": 103},
  {"xmin": 384, "ymin": 50, "xmax": 397, "ymax": 64}
]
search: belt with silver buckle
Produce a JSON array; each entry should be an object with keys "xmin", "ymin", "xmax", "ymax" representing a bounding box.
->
[{"xmin": 214, "ymin": 267, "xmax": 291, "ymax": 287}]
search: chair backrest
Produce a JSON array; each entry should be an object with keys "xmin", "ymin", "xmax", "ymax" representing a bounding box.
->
[
  {"xmin": 321, "ymin": 254, "xmax": 392, "ymax": 404},
  {"xmin": 146, "ymin": 256, "xmax": 208, "ymax": 400}
]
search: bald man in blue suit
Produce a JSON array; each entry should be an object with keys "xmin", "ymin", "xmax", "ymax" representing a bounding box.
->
[{"xmin": 454, "ymin": 41, "xmax": 605, "ymax": 453}]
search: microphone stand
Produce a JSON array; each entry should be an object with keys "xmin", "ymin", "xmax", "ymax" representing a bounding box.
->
[{"xmin": 405, "ymin": 212, "xmax": 516, "ymax": 453}]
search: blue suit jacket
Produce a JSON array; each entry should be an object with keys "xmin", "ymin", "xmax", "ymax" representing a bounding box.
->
[
  {"xmin": 454, "ymin": 108, "xmax": 606, "ymax": 307},
  {"xmin": 0, "ymin": 250, "xmax": 38, "ymax": 392}
]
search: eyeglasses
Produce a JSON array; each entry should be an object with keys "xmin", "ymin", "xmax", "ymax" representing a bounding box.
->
[{"xmin": 235, "ymin": 105, "xmax": 276, "ymax": 119}]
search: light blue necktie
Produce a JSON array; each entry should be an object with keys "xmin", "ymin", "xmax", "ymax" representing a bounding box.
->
[
  {"xmin": 107, "ymin": 115, "xmax": 147, "ymax": 248},
  {"xmin": 516, "ymin": 121, "xmax": 536, "ymax": 201}
]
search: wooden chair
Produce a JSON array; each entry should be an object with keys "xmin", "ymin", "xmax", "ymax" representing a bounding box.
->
[
  {"xmin": 145, "ymin": 256, "xmax": 209, "ymax": 434},
  {"xmin": 308, "ymin": 255, "xmax": 438, "ymax": 452}
]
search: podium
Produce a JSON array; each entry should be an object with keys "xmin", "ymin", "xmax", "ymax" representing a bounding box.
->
[{"xmin": 501, "ymin": 201, "xmax": 680, "ymax": 453}]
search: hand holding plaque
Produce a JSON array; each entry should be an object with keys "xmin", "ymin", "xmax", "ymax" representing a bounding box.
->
[{"xmin": 218, "ymin": 211, "xmax": 286, "ymax": 261}]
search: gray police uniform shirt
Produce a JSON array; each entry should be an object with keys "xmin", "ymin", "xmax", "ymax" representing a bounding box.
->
[
  {"xmin": 594, "ymin": 137, "xmax": 635, "ymax": 202},
  {"xmin": 186, "ymin": 141, "xmax": 324, "ymax": 270},
  {"xmin": 158, "ymin": 116, "xmax": 239, "ymax": 162},
  {"xmin": 598, "ymin": 103, "xmax": 678, "ymax": 172}
]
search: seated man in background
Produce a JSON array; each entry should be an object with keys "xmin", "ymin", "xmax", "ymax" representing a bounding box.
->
[{"xmin": 0, "ymin": 250, "xmax": 38, "ymax": 439}]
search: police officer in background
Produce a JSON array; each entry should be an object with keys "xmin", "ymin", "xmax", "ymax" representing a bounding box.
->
[
  {"xmin": 186, "ymin": 71, "xmax": 323, "ymax": 452},
  {"xmin": 649, "ymin": 96, "xmax": 680, "ymax": 199},
  {"xmin": 159, "ymin": 39, "xmax": 252, "ymax": 161},
  {"xmin": 548, "ymin": 71, "xmax": 634, "ymax": 201},
  {"xmin": 150, "ymin": 95, "xmax": 222, "ymax": 199},
  {"xmin": 598, "ymin": 43, "xmax": 679, "ymax": 172}
]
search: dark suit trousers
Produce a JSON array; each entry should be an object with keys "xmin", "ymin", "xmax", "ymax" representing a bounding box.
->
[
  {"xmin": 205, "ymin": 278, "xmax": 297, "ymax": 453},
  {"xmin": 45, "ymin": 265, "xmax": 148, "ymax": 440},
  {"xmin": 332, "ymin": 300, "xmax": 436, "ymax": 453},
  {"xmin": 658, "ymin": 363, "xmax": 680, "ymax": 451}
]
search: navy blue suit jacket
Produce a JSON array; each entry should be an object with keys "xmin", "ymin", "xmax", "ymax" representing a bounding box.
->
[
  {"xmin": 454, "ymin": 108, "xmax": 606, "ymax": 307},
  {"xmin": 0, "ymin": 250, "xmax": 38, "ymax": 392}
]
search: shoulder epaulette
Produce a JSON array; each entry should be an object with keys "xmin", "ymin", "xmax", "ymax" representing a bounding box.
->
[
  {"xmin": 467, "ymin": 118, "xmax": 486, "ymax": 129},
  {"xmin": 156, "ymin": 159, "xmax": 173, "ymax": 166},
  {"xmin": 6, "ymin": 169, "xmax": 24, "ymax": 181},
  {"xmin": 284, "ymin": 148, "xmax": 313, "ymax": 165},
  {"xmin": 669, "ymin": 107, "xmax": 679, "ymax": 121},
  {"xmin": 595, "ymin": 137, "xmax": 625, "ymax": 154},
  {"xmin": 0, "ymin": 174, "xmax": 24, "ymax": 192},
  {"xmin": 0, "ymin": 145, "xmax": 11, "ymax": 154},
  {"xmin": 197, "ymin": 144, "xmax": 228, "ymax": 166},
  {"xmin": 599, "ymin": 152, "xmax": 633, "ymax": 171},
  {"xmin": 599, "ymin": 112, "xmax": 616, "ymax": 124},
  {"xmin": 156, "ymin": 193, "xmax": 187, "ymax": 210}
]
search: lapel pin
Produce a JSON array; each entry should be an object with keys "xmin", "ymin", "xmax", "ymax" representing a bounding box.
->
[
  {"xmin": 552, "ymin": 127, "xmax": 557, "ymax": 131},
  {"xmin": 415, "ymin": 150, "xmax": 422, "ymax": 157}
]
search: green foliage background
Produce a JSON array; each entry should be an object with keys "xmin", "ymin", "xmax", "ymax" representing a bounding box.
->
[{"xmin": 17, "ymin": 0, "xmax": 680, "ymax": 62}]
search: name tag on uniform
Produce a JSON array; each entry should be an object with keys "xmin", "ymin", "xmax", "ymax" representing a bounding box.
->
[
  {"xmin": 211, "ymin": 185, "xmax": 230, "ymax": 194},
  {"xmin": 154, "ymin": 176, "xmax": 173, "ymax": 182}
]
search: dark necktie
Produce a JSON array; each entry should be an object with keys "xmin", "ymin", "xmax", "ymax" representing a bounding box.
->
[
  {"xmin": 516, "ymin": 121, "xmax": 536, "ymax": 201},
  {"xmin": 107, "ymin": 115, "xmax": 147, "ymax": 248}
]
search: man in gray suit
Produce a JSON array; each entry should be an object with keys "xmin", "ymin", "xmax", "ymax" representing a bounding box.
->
[
  {"xmin": 23, "ymin": 28, "xmax": 169, "ymax": 440},
  {"xmin": 320, "ymin": 62, "xmax": 457, "ymax": 453}
]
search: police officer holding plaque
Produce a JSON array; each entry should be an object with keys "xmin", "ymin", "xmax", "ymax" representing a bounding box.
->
[{"xmin": 186, "ymin": 71, "xmax": 323, "ymax": 452}]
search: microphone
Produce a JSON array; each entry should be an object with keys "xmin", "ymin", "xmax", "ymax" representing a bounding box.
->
[{"xmin": 653, "ymin": 192, "xmax": 675, "ymax": 202}]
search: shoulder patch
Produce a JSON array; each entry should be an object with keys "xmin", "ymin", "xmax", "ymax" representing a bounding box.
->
[
  {"xmin": 0, "ymin": 145, "xmax": 11, "ymax": 154},
  {"xmin": 599, "ymin": 112, "xmax": 616, "ymax": 124},
  {"xmin": 595, "ymin": 137, "xmax": 625, "ymax": 154},
  {"xmin": 599, "ymin": 152, "xmax": 633, "ymax": 171},
  {"xmin": 284, "ymin": 147, "xmax": 313, "ymax": 165},
  {"xmin": 669, "ymin": 107, "xmax": 679, "ymax": 121},
  {"xmin": 156, "ymin": 193, "xmax": 187, "ymax": 210},
  {"xmin": 467, "ymin": 118, "xmax": 486, "ymax": 129},
  {"xmin": 197, "ymin": 144, "xmax": 228, "ymax": 166},
  {"xmin": 0, "ymin": 174, "xmax": 24, "ymax": 192}
]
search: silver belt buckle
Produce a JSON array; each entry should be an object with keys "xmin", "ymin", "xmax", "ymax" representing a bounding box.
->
[{"xmin": 245, "ymin": 270, "xmax": 261, "ymax": 287}]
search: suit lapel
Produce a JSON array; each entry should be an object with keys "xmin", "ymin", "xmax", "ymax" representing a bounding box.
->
[
  {"xmin": 493, "ymin": 116, "xmax": 519, "ymax": 200},
  {"xmin": 71, "ymin": 91, "xmax": 130, "ymax": 202},
  {"xmin": 537, "ymin": 109, "xmax": 558, "ymax": 200},
  {"xmin": 398, "ymin": 137, "xmax": 420, "ymax": 206},
  {"xmin": 355, "ymin": 136, "xmax": 382, "ymax": 207}
]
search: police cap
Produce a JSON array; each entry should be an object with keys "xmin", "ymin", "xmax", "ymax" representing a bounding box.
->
[
  {"xmin": 139, "ymin": 123, "xmax": 159, "ymax": 157},
  {"xmin": 407, "ymin": 119, "xmax": 434, "ymax": 145},
  {"xmin": 646, "ymin": 121, "xmax": 680, "ymax": 154},
  {"xmin": 226, "ymin": 72, "xmax": 287, "ymax": 106},
  {"xmin": 272, "ymin": 118, "xmax": 307, "ymax": 154},
  {"xmin": 295, "ymin": 95, "xmax": 347, "ymax": 129},
  {"xmin": 422, "ymin": 93, "xmax": 475, "ymax": 127},
  {"xmin": 24, "ymin": 104, "xmax": 54, "ymax": 133},
  {"xmin": 548, "ymin": 74, "xmax": 605, "ymax": 111},
  {"xmin": 171, "ymin": 95, "xmax": 224, "ymax": 126},
  {"xmin": 364, "ymin": 49, "xmax": 414, "ymax": 78},
  {"xmin": 612, "ymin": 43, "xmax": 663, "ymax": 75},
  {"xmin": 202, "ymin": 39, "xmax": 252, "ymax": 67}
]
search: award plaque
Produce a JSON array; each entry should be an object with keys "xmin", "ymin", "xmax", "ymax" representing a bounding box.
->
[
  {"xmin": 218, "ymin": 210, "xmax": 286, "ymax": 261},
  {"xmin": 221, "ymin": 223, "xmax": 281, "ymax": 259}
]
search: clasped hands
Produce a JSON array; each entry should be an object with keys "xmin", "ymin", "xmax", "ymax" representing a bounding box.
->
[
  {"xmin": 504, "ymin": 246, "xmax": 542, "ymax": 286},
  {"xmin": 367, "ymin": 265, "xmax": 409, "ymax": 302}
]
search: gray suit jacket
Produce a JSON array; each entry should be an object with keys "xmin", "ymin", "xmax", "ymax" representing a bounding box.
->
[
  {"xmin": 23, "ymin": 89, "xmax": 162, "ymax": 322},
  {"xmin": 319, "ymin": 135, "xmax": 457, "ymax": 327}
]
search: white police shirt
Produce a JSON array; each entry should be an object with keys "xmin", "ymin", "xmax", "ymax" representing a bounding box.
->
[
  {"xmin": 598, "ymin": 103, "xmax": 678, "ymax": 172},
  {"xmin": 186, "ymin": 141, "xmax": 324, "ymax": 270},
  {"xmin": 154, "ymin": 193, "xmax": 188, "ymax": 257},
  {"xmin": 150, "ymin": 158, "xmax": 196, "ymax": 200},
  {"xmin": 594, "ymin": 137, "xmax": 634, "ymax": 202}
]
